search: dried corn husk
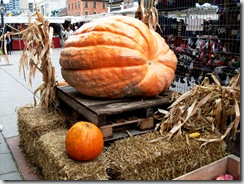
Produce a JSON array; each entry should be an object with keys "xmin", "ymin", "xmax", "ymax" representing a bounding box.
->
[
  {"xmin": 153, "ymin": 73, "xmax": 240, "ymax": 145},
  {"xmin": 18, "ymin": 8, "xmax": 56, "ymax": 111},
  {"xmin": 135, "ymin": 0, "xmax": 161, "ymax": 32},
  {"xmin": 0, "ymin": 32, "xmax": 10, "ymax": 63}
]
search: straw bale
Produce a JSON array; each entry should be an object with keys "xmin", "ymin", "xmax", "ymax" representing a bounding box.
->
[
  {"xmin": 36, "ymin": 129, "xmax": 109, "ymax": 180},
  {"xmin": 17, "ymin": 104, "xmax": 227, "ymax": 180},
  {"xmin": 17, "ymin": 105, "xmax": 67, "ymax": 167},
  {"xmin": 105, "ymin": 131, "xmax": 227, "ymax": 180}
]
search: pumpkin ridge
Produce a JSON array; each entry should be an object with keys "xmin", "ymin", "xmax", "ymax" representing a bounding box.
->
[
  {"xmin": 149, "ymin": 30, "xmax": 170, "ymax": 60},
  {"xmin": 152, "ymin": 66, "xmax": 167, "ymax": 91},
  {"xmin": 151, "ymin": 62, "xmax": 175, "ymax": 89},
  {"xmin": 152, "ymin": 49, "xmax": 178, "ymax": 71},
  {"xmin": 153, "ymin": 41, "xmax": 169, "ymax": 59},
  {"xmin": 60, "ymin": 46, "xmax": 147, "ymax": 70},
  {"xmin": 62, "ymin": 65, "xmax": 148, "ymax": 80},
  {"xmin": 68, "ymin": 77, "xmax": 144, "ymax": 98},
  {"xmin": 65, "ymin": 31, "xmax": 145, "ymax": 54},
  {"xmin": 77, "ymin": 20, "xmax": 146, "ymax": 44},
  {"xmin": 135, "ymin": 67, "xmax": 162, "ymax": 97},
  {"xmin": 61, "ymin": 65, "xmax": 148, "ymax": 98},
  {"xmin": 76, "ymin": 17, "xmax": 151, "ymax": 56},
  {"xmin": 150, "ymin": 30, "xmax": 178, "ymax": 71},
  {"xmin": 110, "ymin": 20, "xmax": 151, "ymax": 54},
  {"xmin": 107, "ymin": 16, "xmax": 157, "ymax": 57}
]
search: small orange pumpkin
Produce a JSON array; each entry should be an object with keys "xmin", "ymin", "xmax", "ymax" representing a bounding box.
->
[
  {"xmin": 65, "ymin": 121, "xmax": 104, "ymax": 161},
  {"xmin": 59, "ymin": 16, "xmax": 177, "ymax": 99}
]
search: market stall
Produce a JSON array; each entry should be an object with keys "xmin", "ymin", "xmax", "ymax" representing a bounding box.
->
[
  {"xmin": 11, "ymin": 35, "xmax": 60, "ymax": 50},
  {"xmin": 3, "ymin": 16, "xmax": 65, "ymax": 50}
]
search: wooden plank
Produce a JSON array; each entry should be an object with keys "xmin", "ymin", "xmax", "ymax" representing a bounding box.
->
[
  {"xmin": 103, "ymin": 118, "xmax": 145, "ymax": 128},
  {"xmin": 89, "ymin": 96, "xmax": 171, "ymax": 115},
  {"xmin": 104, "ymin": 129, "xmax": 154, "ymax": 142},
  {"xmin": 57, "ymin": 87, "xmax": 103, "ymax": 125},
  {"xmin": 137, "ymin": 117, "xmax": 154, "ymax": 130},
  {"xmin": 99, "ymin": 117, "xmax": 154, "ymax": 139},
  {"xmin": 57, "ymin": 86, "xmax": 172, "ymax": 117}
]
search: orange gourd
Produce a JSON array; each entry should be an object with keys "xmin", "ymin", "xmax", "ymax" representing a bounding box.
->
[
  {"xmin": 59, "ymin": 16, "xmax": 177, "ymax": 98},
  {"xmin": 65, "ymin": 121, "xmax": 104, "ymax": 161}
]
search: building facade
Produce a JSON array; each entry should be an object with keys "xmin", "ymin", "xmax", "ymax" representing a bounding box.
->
[
  {"xmin": 35, "ymin": 0, "xmax": 66, "ymax": 17},
  {"xmin": 108, "ymin": 0, "xmax": 137, "ymax": 13},
  {"xmin": 5, "ymin": 0, "xmax": 20, "ymax": 15},
  {"xmin": 19, "ymin": 0, "xmax": 28, "ymax": 10},
  {"xmin": 67, "ymin": 0, "xmax": 109, "ymax": 16}
]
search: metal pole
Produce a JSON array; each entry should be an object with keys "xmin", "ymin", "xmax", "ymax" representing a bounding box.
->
[
  {"xmin": 1, "ymin": 0, "xmax": 4, "ymax": 54},
  {"xmin": 1, "ymin": 0, "xmax": 3, "ymax": 30},
  {"xmin": 0, "ymin": 0, "xmax": 3, "ymax": 130}
]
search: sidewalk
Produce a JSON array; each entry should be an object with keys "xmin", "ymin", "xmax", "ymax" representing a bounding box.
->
[{"xmin": 0, "ymin": 48, "xmax": 64, "ymax": 180}]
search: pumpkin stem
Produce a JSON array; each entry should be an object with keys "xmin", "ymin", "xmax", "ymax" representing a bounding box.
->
[{"xmin": 86, "ymin": 123, "xmax": 92, "ymax": 128}]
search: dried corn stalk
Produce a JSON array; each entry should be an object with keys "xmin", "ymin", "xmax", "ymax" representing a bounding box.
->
[
  {"xmin": 19, "ymin": 10, "xmax": 56, "ymax": 111},
  {"xmin": 135, "ymin": 0, "xmax": 161, "ymax": 31},
  {"xmin": 0, "ymin": 33, "xmax": 10, "ymax": 63},
  {"xmin": 152, "ymin": 73, "xmax": 240, "ymax": 146}
]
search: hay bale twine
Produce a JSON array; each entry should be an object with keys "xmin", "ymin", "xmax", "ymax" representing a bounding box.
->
[
  {"xmin": 36, "ymin": 129, "xmax": 109, "ymax": 180},
  {"xmin": 105, "ymin": 131, "xmax": 227, "ymax": 180},
  {"xmin": 17, "ymin": 105, "xmax": 67, "ymax": 168}
]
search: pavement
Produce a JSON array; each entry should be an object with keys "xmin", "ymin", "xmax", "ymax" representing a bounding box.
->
[{"xmin": 0, "ymin": 48, "xmax": 64, "ymax": 181}]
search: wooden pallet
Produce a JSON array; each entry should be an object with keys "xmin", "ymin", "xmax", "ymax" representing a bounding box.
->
[
  {"xmin": 56, "ymin": 86, "xmax": 172, "ymax": 141},
  {"xmin": 100, "ymin": 116, "xmax": 154, "ymax": 139}
]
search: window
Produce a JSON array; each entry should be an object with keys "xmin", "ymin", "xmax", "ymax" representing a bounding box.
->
[
  {"xmin": 126, "ymin": 0, "xmax": 129, "ymax": 6},
  {"xmin": 93, "ymin": 1, "xmax": 96, "ymax": 8},
  {"xmin": 68, "ymin": 4, "xmax": 70, "ymax": 10},
  {"xmin": 102, "ymin": 2, "xmax": 105, "ymax": 9},
  {"xmin": 72, "ymin": 3, "xmax": 74, "ymax": 10},
  {"xmin": 85, "ymin": 1, "xmax": 88, "ymax": 8},
  {"xmin": 78, "ymin": 2, "xmax": 80, "ymax": 8},
  {"xmin": 93, "ymin": 12, "xmax": 96, "ymax": 14},
  {"xmin": 75, "ymin": 2, "xmax": 77, "ymax": 9},
  {"xmin": 85, "ymin": 11, "xmax": 89, "ymax": 16}
]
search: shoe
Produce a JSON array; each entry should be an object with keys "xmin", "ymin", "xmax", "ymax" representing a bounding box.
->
[
  {"xmin": 0, "ymin": 124, "xmax": 3, "ymax": 132},
  {"xmin": 180, "ymin": 78, "xmax": 185, "ymax": 83}
]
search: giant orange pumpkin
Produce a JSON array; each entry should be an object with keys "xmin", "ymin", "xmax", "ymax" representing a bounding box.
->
[
  {"xmin": 65, "ymin": 121, "xmax": 104, "ymax": 161},
  {"xmin": 59, "ymin": 16, "xmax": 177, "ymax": 98}
]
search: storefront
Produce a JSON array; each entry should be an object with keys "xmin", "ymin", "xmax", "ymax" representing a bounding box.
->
[{"xmin": 3, "ymin": 16, "xmax": 66, "ymax": 50}]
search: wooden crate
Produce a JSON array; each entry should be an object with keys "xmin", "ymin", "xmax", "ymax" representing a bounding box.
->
[
  {"xmin": 56, "ymin": 86, "xmax": 172, "ymax": 140},
  {"xmin": 174, "ymin": 154, "xmax": 240, "ymax": 180}
]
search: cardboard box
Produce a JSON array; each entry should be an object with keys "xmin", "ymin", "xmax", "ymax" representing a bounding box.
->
[{"xmin": 174, "ymin": 154, "xmax": 240, "ymax": 180}]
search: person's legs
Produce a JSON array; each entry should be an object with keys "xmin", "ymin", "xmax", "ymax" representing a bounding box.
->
[{"xmin": 7, "ymin": 43, "xmax": 11, "ymax": 55}]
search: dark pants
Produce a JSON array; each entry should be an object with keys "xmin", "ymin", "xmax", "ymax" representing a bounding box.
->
[{"xmin": 7, "ymin": 42, "xmax": 11, "ymax": 55}]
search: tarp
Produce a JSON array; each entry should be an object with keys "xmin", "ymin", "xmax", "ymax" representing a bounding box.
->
[
  {"xmin": 69, "ymin": 14, "xmax": 113, "ymax": 24},
  {"xmin": 2, "ymin": 16, "xmax": 66, "ymax": 24}
]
